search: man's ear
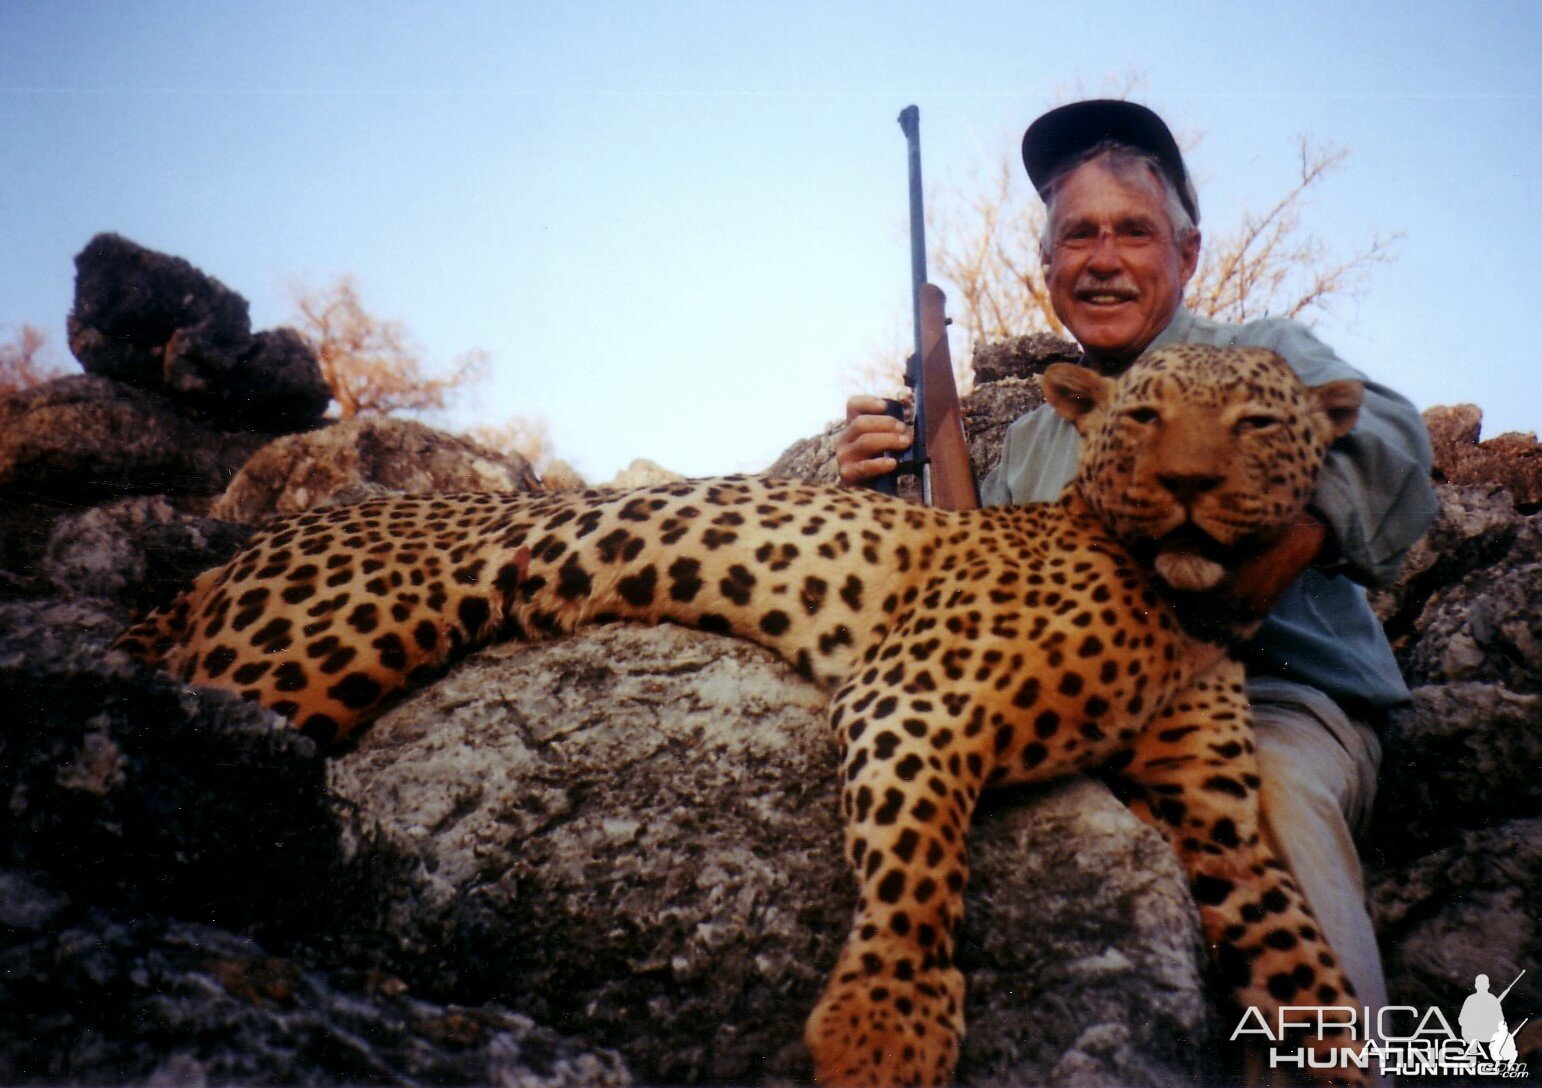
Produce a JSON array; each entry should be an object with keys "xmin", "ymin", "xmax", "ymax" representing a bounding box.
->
[
  {"xmin": 1312, "ymin": 379, "xmax": 1363, "ymax": 440},
  {"xmin": 1041, "ymin": 364, "xmax": 1111, "ymax": 433}
]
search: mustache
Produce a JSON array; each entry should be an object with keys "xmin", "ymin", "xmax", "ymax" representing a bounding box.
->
[{"xmin": 1074, "ymin": 281, "xmax": 1139, "ymax": 300}]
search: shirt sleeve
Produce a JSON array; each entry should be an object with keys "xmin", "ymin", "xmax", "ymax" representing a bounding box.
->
[{"xmin": 1259, "ymin": 321, "xmax": 1439, "ymax": 587}]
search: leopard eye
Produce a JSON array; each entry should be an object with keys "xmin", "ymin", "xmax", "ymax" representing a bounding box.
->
[
  {"xmin": 1235, "ymin": 414, "xmax": 1281, "ymax": 433},
  {"xmin": 1124, "ymin": 406, "xmax": 1160, "ymax": 425}
]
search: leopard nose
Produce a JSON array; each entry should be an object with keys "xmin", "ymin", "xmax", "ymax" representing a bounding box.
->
[{"xmin": 1156, "ymin": 472, "xmax": 1224, "ymax": 502}]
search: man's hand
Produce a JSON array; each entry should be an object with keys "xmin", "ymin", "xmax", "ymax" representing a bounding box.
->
[
  {"xmin": 1224, "ymin": 511, "xmax": 1330, "ymax": 621},
  {"xmin": 836, "ymin": 396, "xmax": 914, "ymax": 486}
]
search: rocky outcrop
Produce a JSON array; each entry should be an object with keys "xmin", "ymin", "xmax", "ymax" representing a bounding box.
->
[
  {"xmin": 0, "ymin": 868, "xmax": 629, "ymax": 1088},
  {"xmin": 210, "ymin": 416, "xmax": 541, "ymax": 523},
  {"xmin": 330, "ymin": 624, "xmax": 1212, "ymax": 1087},
  {"xmin": 68, "ymin": 233, "xmax": 330, "ymax": 431},
  {"xmin": 1425, "ymin": 403, "xmax": 1542, "ymax": 509},
  {"xmin": 0, "ymin": 375, "xmax": 285, "ymax": 503}
]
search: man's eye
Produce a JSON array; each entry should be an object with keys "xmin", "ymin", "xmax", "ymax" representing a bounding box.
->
[{"xmin": 1125, "ymin": 407, "xmax": 1160, "ymax": 425}]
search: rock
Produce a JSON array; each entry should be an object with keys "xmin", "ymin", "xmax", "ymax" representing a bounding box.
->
[
  {"xmin": 210, "ymin": 416, "xmax": 541, "ymax": 523},
  {"xmin": 763, "ymin": 376, "xmax": 1045, "ymax": 492},
  {"xmin": 1425, "ymin": 403, "xmax": 1542, "ymax": 510},
  {"xmin": 1369, "ymin": 818, "xmax": 1541, "ymax": 1056},
  {"xmin": 1368, "ymin": 483, "xmax": 1527, "ymax": 635},
  {"xmin": 969, "ymin": 333, "xmax": 1080, "ymax": 385},
  {"xmin": 41, "ymin": 495, "xmax": 252, "ymax": 612},
  {"xmin": 1401, "ymin": 550, "xmax": 1542, "ymax": 692},
  {"xmin": 0, "ymin": 597, "xmax": 335, "ymax": 929},
  {"xmin": 0, "ymin": 375, "xmax": 280, "ymax": 502},
  {"xmin": 540, "ymin": 458, "xmax": 588, "ymax": 492},
  {"xmin": 0, "ymin": 868, "xmax": 630, "ymax": 1087},
  {"xmin": 329, "ymin": 624, "xmax": 1209, "ymax": 1087},
  {"xmin": 604, "ymin": 457, "xmax": 685, "ymax": 489},
  {"xmin": 1368, "ymin": 683, "xmax": 1542, "ymax": 865},
  {"xmin": 68, "ymin": 233, "xmax": 329, "ymax": 431}
]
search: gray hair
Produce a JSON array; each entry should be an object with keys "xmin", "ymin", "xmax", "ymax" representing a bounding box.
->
[{"xmin": 1038, "ymin": 140, "xmax": 1198, "ymax": 258}]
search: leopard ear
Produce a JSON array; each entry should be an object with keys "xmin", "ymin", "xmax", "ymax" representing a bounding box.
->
[
  {"xmin": 1041, "ymin": 364, "xmax": 1112, "ymax": 434},
  {"xmin": 1312, "ymin": 379, "xmax": 1363, "ymax": 440}
]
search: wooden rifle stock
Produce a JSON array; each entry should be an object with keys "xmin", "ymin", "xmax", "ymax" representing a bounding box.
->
[{"xmin": 917, "ymin": 283, "xmax": 977, "ymax": 510}]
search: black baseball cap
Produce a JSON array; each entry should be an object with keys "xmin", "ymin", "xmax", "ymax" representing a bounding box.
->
[{"xmin": 1021, "ymin": 99, "xmax": 1199, "ymax": 225}]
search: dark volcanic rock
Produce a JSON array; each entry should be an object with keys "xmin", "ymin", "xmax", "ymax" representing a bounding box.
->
[
  {"xmin": 0, "ymin": 869, "xmax": 630, "ymax": 1087},
  {"xmin": 68, "ymin": 233, "xmax": 329, "ymax": 430},
  {"xmin": 1370, "ymin": 818, "xmax": 1541, "ymax": 1061},
  {"xmin": 1368, "ymin": 683, "xmax": 1542, "ymax": 865},
  {"xmin": 0, "ymin": 375, "xmax": 281, "ymax": 502},
  {"xmin": 0, "ymin": 597, "xmax": 334, "ymax": 930}
]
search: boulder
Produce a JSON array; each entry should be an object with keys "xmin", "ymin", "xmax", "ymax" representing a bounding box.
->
[
  {"xmin": 969, "ymin": 333, "xmax": 1079, "ymax": 385},
  {"xmin": 0, "ymin": 375, "xmax": 280, "ymax": 502},
  {"xmin": 1401, "ymin": 550, "xmax": 1542, "ymax": 692},
  {"xmin": 0, "ymin": 868, "xmax": 630, "ymax": 1087},
  {"xmin": 0, "ymin": 597, "xmax": 334, "ymax": 928},
  {"xmin": 41, "ymin": 495, "xmax": 252, "ymax": 612},
  {"xmin": 68, "ymin": 232, "xmax": 329, "ymax": 431},
  {"xmin": 210, "ymin": 416, "xmax": 542, "ymax": 523},
  {"xmin": 329, "ymin": 624, "xmax": 1211, "ymax": 1087},
  {"xmin": 1369, "ymin": 818, "xmax": 1541, "ymax": 1062},
  {"xmin": 1368, "ymin": 683, "xmax": 1542, "ymax": 865}
]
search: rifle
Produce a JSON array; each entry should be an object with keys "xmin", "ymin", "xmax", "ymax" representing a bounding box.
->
[
  {"xmin": 1497, "ymin": 970, "xmax": 1526, "ymax": 1003},
  {"xmin": 870, "ymin": 105, "xmax": 978, "ymax": 511}
]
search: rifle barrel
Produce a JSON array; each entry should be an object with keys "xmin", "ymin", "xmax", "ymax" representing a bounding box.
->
[{"xmin": 1497, "ymin": 969, "xmax": 1526, "ymax": 1003}]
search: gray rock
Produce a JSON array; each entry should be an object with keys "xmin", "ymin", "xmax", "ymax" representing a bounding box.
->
[
  {"xmin": 1402, "ymin": 551, "xmax": 1542, "ymax": 692},
  {"xmin": 41, "ymin": 495, "xmax": 252, "ymax": 612},
  {"xmin": 330, "ymin": 624, "xmax": 1209, "ymax": 1087},
  {"xmin": 0, "ymin": 869, "xmax": 630, "ymax": 1087},
  {"xmin": 211, "ymin": 416, "xmax": 542, "ymax": 523},
  {"xmin": 969, "ymin": 334, "xmax": 1080, "ymax": 385},
  {"xmin": 0, "ymin": 375, "xmax": 280, "ymax": 502},
  {"xmin": 68, "ymin": 233, "xmax": 329, "ymax": 431},
  {"xmin": 1368, "ymin": 683, "xmax": 1542, "ymax": 864}
]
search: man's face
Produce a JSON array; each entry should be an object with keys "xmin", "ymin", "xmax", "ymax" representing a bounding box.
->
[{"xmin": 1042, "ymin": 158, "xmax": 1200, "ymax": 367}]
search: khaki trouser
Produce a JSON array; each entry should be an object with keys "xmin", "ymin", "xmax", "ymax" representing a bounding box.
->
[{"xmin": 1248, "ymin": 676, "xmax": 1389, "ymax": 1083}]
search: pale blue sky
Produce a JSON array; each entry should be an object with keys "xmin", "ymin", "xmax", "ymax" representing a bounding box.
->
[{"xmin": 3, "ymin": 2, "xmax": 1539, "ymax": 480}]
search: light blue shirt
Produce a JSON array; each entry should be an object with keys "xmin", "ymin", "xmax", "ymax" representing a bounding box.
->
[{"xmin": 979, "ymin": 307, "xmax": 1439, "ymax": 712}]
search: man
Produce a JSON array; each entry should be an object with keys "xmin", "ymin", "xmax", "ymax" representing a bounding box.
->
[{"xmin": 837, "ymin": 100, "xmax": 1438, "ymax": 1032}]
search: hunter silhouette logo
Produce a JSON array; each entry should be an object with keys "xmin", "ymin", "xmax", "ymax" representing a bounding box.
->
[{"xmin": 1461, "ymin": 972, "xmax": 1527, "ymax": 1068}]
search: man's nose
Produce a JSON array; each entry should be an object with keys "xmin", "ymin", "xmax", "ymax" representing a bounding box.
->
[{"xmin": 1085, "ymin": 231, "xmax": 1123, "ymax": 272}]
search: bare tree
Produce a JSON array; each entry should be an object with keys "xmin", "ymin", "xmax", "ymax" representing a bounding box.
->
[
  {"xmin": 0, "ymin": 324, "xmax": 66, "ymax": 394},
  {"xmin": 464, "ymin": 414, "xmax": 558, "ymax": 475},
  {"xmin": 918, "ymin": 136, "xmax": 1399, "ymax": 379},
  {"xmin": 289, "ymin": 276, "xmax": 488, "ymax": 419}
]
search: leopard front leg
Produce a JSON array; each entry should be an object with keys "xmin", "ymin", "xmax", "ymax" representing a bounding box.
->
[
  {"xmin": 805, "ymin": 680, "xmax": 986, "ymax": 1088},
  {"xmin": 1117, "ymin": 660, "xmax": 1366, "ymax": 1088}
]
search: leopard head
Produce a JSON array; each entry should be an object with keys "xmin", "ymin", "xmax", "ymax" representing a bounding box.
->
[{"xmin": 1041, "ymin": 344, "xmax": 1362, "ymax": 592}]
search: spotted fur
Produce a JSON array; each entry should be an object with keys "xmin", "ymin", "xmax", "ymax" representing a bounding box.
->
[{"xmin": 115, "ymin": 345, "xmax": 1368, "ymax": 1086}]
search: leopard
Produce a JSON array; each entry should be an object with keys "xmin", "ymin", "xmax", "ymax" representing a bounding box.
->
[{"xmin": 114, "ymin": 343, "xmax": 1370, "ymax": 1087}]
